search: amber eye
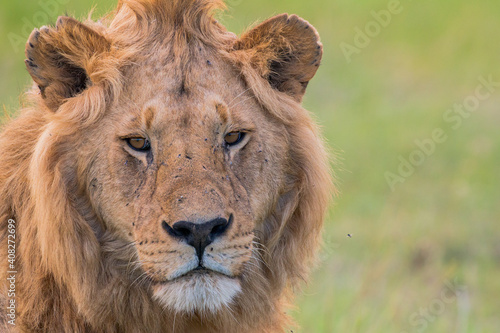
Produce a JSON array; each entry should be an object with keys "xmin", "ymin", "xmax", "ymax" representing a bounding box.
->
[
  {"xmin": 126, "ymin": 137, "xmax": 151, "ymax": 152},
  {"xmin": 224, "ymin": 132, "xmax": 245, "ymax": 146}
]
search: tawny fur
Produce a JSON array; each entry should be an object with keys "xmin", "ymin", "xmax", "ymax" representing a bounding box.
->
[{"xmin": 0, "ymin": 0, "xmax": 332, "ymax": 332}]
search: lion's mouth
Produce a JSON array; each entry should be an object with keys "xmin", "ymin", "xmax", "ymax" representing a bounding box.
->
[
  {"xmin": 152, "ymin": 265, "xmax": 234, "ymax": 285},
  {"xmin": 189, "ymin": 266, "xmax": 216, "ymax": 277}
]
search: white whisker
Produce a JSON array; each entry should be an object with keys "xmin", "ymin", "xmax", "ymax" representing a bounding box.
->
[{"xmin": 227, "ymin": 87, "xmax": 251, "ymax": 108}]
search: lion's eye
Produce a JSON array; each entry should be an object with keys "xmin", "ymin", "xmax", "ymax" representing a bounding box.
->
[
  {"xmin": 224, "ymin": 132, "xmax": 245, "ymax": 146},
  {"xmin": 126, "ymin": 137, "xmax": 151, "ymax": 152}
]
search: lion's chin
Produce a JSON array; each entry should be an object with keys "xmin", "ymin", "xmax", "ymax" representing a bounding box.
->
[{"xmin": 152, "ymin": 272, "xmax": 242, "ymax": 314}]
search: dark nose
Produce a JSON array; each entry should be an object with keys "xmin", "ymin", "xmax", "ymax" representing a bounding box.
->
[{"xmin": 162, "ymin": 217, "xmax": 231, "ymax": 260}]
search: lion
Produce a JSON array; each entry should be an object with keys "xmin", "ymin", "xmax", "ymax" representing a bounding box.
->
[{"xmin": 0, "ymin": 0, "xmax": 332, "ymax": 331}]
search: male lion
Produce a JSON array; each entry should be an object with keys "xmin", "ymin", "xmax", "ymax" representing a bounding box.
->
[{"xmin": 0, "ymin": 0, "xmax": 332, "ymax": 331}]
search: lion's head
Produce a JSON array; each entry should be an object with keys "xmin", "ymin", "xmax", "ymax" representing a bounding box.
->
[{"xmin": 0, "ymin": 0, "xmax": 332, "ymax": 331}]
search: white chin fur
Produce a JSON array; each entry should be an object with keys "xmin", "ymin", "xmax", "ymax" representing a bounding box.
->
[{"xmin": 153, "ymin": 274, "xmax": 241, "ymax": 314}]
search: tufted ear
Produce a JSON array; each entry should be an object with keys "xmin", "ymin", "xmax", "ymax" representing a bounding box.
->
[
  {"xmin": 234, "ymin": 14, "xmax": 323, "ymax": 102},
  {"xmin": 25, "ymin": 16, "xmax": 111, "ymax": 111}
]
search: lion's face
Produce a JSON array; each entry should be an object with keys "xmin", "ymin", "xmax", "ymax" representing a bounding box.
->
[
  {"xmin": 21, "ymin": 3, "xmax": 328, "ymax": 324},
  {"xmin": 85, "ymin": 54, "xmax": 289, "ymax": 313}
]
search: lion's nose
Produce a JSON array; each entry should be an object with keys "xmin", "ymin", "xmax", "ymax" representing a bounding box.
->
[{"xmin": 162, "ymin": 217, "xmax": 231, "ymax": 260}]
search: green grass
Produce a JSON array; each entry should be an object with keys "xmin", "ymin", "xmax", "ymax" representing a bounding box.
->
[{"xmin": 1, "ymin": 0, "xmax": 499, "ymax": 332}]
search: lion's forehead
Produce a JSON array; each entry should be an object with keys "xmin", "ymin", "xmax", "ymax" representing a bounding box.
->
[
  {"xmin": 119, "ymin": 44, "xmax": 244, "ymax": 108},
  {"xmin": 113, "ymin": 78, "xmax": 257, "ymax": 141}
]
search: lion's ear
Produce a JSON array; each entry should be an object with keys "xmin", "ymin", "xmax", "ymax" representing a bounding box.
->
[
  {"xmin": 234, "ymin": 14, "xmax": 322, "ymax": 102},
  {"xmin": 25, "ymin": 16, "xmax": 111, "ymax": 111}
]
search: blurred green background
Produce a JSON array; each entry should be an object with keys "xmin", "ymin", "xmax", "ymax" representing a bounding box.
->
[{"xmin": 1, "ymin": 0, "xmax": 499, "ymax": 332}]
